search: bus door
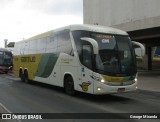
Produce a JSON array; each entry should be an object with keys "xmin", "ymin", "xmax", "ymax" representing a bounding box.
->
[{"xmin": 79, "ymin": 44, "xmax": 94, "ymax": 94}]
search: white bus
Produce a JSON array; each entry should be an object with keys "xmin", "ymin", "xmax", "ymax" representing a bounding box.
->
[{"xmin": 13, "ymin": 24, "xmax": 144, "ymax": 95}]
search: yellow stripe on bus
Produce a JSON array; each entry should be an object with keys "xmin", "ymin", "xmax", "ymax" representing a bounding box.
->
[
  {"xmin": 13, "ymin": 54, "xmax": 42, "ymax": 80},
  {"xmin": 101, "ymin": 74, "xmax": 125, "ymax": 82}
]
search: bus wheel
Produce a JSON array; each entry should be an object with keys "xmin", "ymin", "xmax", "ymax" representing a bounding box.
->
[
  {"xmin": 19, "ymin": 70, "xmax": 25, "ymax": 82},
  {"xmin": 24, "ymin": 71, "xmax": 29, "ymax": 83},
  {"xmin": 64, "ymin": 76, "xmax": 75, "ymax": 95}
]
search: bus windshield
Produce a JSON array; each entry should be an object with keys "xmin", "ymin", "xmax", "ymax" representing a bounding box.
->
[
  {"xmin": 72, "ymin": 30, "xmax": 137, "ymax": 76},
  {"xmin": 0, "ymin": 51, "xmax": 12, "ymax": 66},
  {"xmin": 92, "ymin": 34, "xmax": 136, "ymax": 76}
]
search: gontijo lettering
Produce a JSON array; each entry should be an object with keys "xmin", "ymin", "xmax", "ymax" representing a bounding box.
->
[{"xmin": 21, "ymin": 56, "xmax": 36, "ymax": 62}]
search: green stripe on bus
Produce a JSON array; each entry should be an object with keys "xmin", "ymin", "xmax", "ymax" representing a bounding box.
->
[{"xmin": 35, "ymin": 53, "xmax": 59, "ymax": 78}]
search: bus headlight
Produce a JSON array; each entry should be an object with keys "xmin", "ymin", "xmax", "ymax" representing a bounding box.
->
[
  {"xmin": 134, "ymin": 78, "xmax": 138, "ymax": 82},
  {"xmin": 100, "ymin": 79, "xmax": 105, "ymax": 83}
]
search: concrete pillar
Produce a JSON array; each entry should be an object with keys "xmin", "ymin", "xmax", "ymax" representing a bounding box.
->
[
  {"xmin": 148, "ymin": 46, "xmax": 152, "ymax": 70},
  {"xmin": 4, "ymin": 39, "xmax": 8, "ymax": 48},
  {"xmin": 142, "ymin": 45, "xmax": 153, "ymax": 70},
  {"xmin": 152, "ymin": 47, "xmax": 157, "ymax": 59},
  {"xmin": 142, "ymin": 44, "xmax": 147, "ymax": 70},
  {"xmin": 143, "ymin": 55, "xmax": 148, "ymax": 70}
]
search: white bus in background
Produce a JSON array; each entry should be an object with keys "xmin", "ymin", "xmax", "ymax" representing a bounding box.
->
[{"xmin": 13, "ymin": 24, "xmax": 144, "ymax": 95}]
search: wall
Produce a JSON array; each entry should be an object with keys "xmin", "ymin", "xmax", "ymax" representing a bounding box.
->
[{"xmin": 83, "ymin": 0, "xmax": 160, "ymax": 31}]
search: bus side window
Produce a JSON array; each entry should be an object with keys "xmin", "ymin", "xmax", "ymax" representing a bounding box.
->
[
  {"xmin": 57, "ymin": 31, "xmax": 73, "ymax": 55},
  {"xmin": 82, "ymin": 45, "xmax": 92, "ymax": 69}
]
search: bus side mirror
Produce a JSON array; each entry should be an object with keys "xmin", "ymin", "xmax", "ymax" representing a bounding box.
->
[
  {"xmin": 132, "ymin": 41, "xmax": 145, "ymax": 56},
  {"xmin": 80, "ymin": 37, "xmax": 99, "ymax": 54}
]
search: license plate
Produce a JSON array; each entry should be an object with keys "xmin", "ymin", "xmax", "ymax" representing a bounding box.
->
[{"xmin": 117, "ymin": 88, "xmax": 125, "ymax": 92}]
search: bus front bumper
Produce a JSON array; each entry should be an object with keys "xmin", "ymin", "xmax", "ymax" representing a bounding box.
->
[
  {"xmin": 0, "ymin": 66, "xmax": 12, "ymax": 73},
  {"xmin": 93, "ymin": 81, "xmax": 138, "ymax": 94}
]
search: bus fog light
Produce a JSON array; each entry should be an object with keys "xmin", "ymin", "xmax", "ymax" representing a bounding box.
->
[{"xmin": 97, "ymin": 87, "xmax": 101, "ymax": 91}]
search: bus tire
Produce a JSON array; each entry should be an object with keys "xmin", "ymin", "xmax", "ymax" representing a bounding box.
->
[
  {"xmin": 24, "ymin": 70, "xmax": 29, "ymax": 83},
  {"xmin": 19, "ymin": 70, "xmax": 25, "ymax": 82},
  {"xmin": 64, "ymin": 76, "xmax": 75, "ymax": 95}
]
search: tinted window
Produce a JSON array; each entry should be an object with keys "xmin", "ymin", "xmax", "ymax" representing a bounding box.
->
[
  {"xmin": 57, "ymin": 31, "xmax": 73, "ymax": 55},
  {"xmin": 36, "ymin": 38, "xmax": 47, "ymax": 53},
  {"xmin": 0, "ymin": 51, "xmax": 4, "ymax": 65},
  {"xmin": 0, "ymin": 51, "xmax": 12, "ymax": 66},
  {"xmin": 72, "ymin": 31, "xmax": 90, "ymax": 61},
  {"xmin": 72, "ymin": 30, "xmax": 136, "ymax": 76},
  {"xmin": 82, "ymin": 45, "xmax": 92, "ymax": 69},
  {"xmin": 46, "ymin": 36, "xmax": 57, "ymax": 53},
  {"xmin": 28, "ymin": 40, "xmax": 37, "ymax": 54}
]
